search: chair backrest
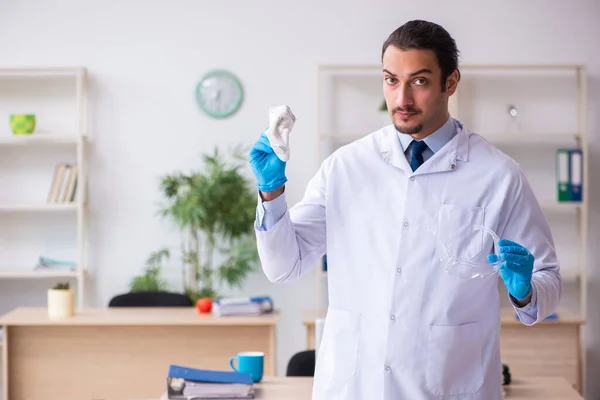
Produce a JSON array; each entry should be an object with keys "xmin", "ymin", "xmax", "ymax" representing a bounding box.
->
[
  {"xmin": 108, "ymin": 291, "xmax": 193, "ymax": 307},
  {"xmin": 286, "ymin": 350, "xmax": 315, "ymax": 377}
]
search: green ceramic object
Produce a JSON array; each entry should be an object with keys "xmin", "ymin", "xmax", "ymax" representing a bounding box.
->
[{"xmin": 10, "ymin": 114, "xmax": 36, "ymax": 135}]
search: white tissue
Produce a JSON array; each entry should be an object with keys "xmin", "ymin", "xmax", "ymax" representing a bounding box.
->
[{"xmin": 266, "ymin": 105, "xmax": 296, "ymax": 162}]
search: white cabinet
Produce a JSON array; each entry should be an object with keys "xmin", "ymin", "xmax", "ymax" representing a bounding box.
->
[{"xmin": 0, "ymin": 67, "xmax": 89, "ymax": 308}]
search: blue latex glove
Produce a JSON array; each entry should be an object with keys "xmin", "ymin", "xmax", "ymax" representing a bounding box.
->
[
  {"xmin": 487, "ymin": 239, "xmax": 534, "ymax": 300},
  {"xmin": 249, "ymin": 131, "xmax": 287, "ymax": 193}
]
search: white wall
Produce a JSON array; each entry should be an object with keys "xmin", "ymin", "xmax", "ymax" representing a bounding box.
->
[{"xmin": 1, "ymin": 0, "xmax": 600, "ymax": 396}]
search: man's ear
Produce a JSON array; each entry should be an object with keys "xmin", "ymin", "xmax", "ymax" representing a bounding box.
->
[{"xmin": 445, "ymin": 70, "xmax": 459, "ymax": 95}]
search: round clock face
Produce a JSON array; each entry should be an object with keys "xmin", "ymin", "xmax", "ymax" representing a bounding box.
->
[{"xmin": 196, "ymin": 70, "xmax": 244, "ymax": 118}]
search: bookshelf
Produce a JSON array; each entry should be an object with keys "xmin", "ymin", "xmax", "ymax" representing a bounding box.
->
[
  {"xmin": 451, "ymin": 65, "xmax": 588, "ymax": 320},
  {"xmin": 0, "ymin": 67, "xmax": 89, "ymax": 309},
  {"xmin": 315, "ymin": 64, "xmax": 588, "ymax": 320}
]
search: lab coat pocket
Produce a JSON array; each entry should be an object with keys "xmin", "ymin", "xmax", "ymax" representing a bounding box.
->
[
  {"xmin": 314, "ymin": 308, "xmax": 361, "ymax": 383},
  {"xmin": 437, "ymin": 204, "xmax": 485, "ymax": 261},
  {"xmin": 425, "ymin": 322, "xmax": 484, "ymax": 396}
]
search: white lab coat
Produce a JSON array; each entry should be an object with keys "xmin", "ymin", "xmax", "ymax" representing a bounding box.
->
[{"xmin": 255, "ymin": 118, "xmax": 561, "ymax": 400}]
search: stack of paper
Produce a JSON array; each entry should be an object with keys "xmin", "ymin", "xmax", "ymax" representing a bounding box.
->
[
  {"xmin": 167, "ymin": 364, "xmax": 254, "ymax": 399},
  {"xmin": 212, "ymin": 296, "xmax": 273, "ymax": 317}
]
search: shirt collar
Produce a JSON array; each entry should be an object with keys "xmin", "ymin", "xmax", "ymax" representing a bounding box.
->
[{"xmin": 397, "ymin": 115, "xmax": 456, "ymax": 153}]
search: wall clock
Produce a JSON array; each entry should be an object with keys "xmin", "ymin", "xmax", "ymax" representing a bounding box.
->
[{"xmin": 196, "ymin": 69, "xmax": 244, "ymax": 119}]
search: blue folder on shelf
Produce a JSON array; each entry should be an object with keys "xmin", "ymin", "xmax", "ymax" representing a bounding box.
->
[{"xmin": 569, "ymin": 148, "xmax": 583, "ymax": 202}]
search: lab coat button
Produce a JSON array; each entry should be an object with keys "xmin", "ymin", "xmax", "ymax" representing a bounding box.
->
[
  {"xmin": 390, "ymin": 315, "xmax": 395, "ymax": 321},
  {"xmin": 396, "ymin": 268, "xmax": 402, "ymax": 274},
  {"xmin": 385, "ymin": 366, "xmax": 391, "ymax": 372},
  {"xmin": 410, "ymin": 176, "xmax": 415, "ymax": 181},
  {"xmin": 403, "ymin": 222, "xmax": 409, "ymax": 227}
]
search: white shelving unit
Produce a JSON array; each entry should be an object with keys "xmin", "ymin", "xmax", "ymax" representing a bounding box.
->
[
  {"xmin": 316, "ymin": 64, "xmax": 588, "ymax": 320},
  {"xmin": 452, "ymin": 64, "xmax": 588, "ymax": 320},
  {"xmin": 0, "ymin": 67, "xmax": 89, "ymax": 308}
]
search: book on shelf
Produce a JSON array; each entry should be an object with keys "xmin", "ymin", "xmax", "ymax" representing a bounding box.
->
[
  {"xmin": 166, "ymin": 364, "xmax": 254, "ymax": 399},
  {"xmin": 47, "ymin": 163, "xmax": 78, "ymax": 203},
  {"xmin": 34, "ymin": 256, "xmax": 76, "ymax": 271}
]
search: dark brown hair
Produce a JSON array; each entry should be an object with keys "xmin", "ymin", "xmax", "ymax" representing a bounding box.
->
[{"xmin": 382, "ymin": 20, "xmax": 461, "ymax": 91}]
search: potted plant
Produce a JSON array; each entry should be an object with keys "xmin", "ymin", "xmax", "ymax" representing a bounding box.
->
[
  {"xmin": 379, "ymin": 99, "xmax": 388, "ymax": 112},
  {"xmin": 158, "ymin": 146, "xmax": 259, "ymax": 302},
  {"xmin": 47, "ymin": 282, "xmax": 74, "ymax": 319},
  {"xmin": 130, "ymin": 248, "xmax": 170, "ymax": 292}
]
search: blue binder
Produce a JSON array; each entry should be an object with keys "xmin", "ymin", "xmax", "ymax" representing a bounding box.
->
[
  {"xmin": 168, "ymin": 364, "xmax": 253, "ymax": 385},
  {"xmin": 569, "ymin": 149, "xmax": 583, "ymax": 202},
  {"xmin": 213, "ymin": 296, "xmax": 273, "ymax": 310}
]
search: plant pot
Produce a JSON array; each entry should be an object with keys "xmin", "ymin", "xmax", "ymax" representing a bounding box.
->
[
  {"xmin": 10, "ymin": 114, "xmax": 36, "ymax": 135},
  {"xmin": 47, "ymin": 289, "xmax": 74, "ymax": 319}
]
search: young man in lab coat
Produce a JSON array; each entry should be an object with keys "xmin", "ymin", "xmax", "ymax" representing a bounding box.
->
[{"xmin": 249, "ymin": 19, "xmax": 561, "ymax": 400}]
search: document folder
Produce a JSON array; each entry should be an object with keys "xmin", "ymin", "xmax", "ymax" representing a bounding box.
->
[
  {"xmin": 167, "ymin": 377, "xmax": 254, "ymax": 399},
  {"xmin": 569, "ymin": 149, "xmax": 582, "ymax": 202},
  {"xmin": 556, "ymin": 149, "xmax": 571, "ymax": 202},
  {"xmin": 168, "ymin": 365, "xmax": 253, "ymax": 385}
]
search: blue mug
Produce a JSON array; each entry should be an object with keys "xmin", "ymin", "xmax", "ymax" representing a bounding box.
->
[{"xmin": 229, "ymin": 351, "xmax": 264, "ymax": 383}]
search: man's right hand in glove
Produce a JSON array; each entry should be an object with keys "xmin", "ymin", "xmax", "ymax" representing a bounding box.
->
[{"xmin": 249, "ymin": 131, "xmax": 287, "ymax": 200}]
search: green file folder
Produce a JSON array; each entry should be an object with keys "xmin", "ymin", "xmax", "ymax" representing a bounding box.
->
[{"xmin": 556, "ymin": 149, "xmax": 571, "ymax": 202}]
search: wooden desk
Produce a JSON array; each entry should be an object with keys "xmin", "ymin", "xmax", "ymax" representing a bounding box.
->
[
  {"xmin": 152, "ymin": 376, "xmax": 581, "ymax": 400},
  {"xmin": 303, "ymin": 308, "xmax": 584, "ymax": 393},
  {"xmin": 0, "ymin": 307, "xmax": 278, "ymax": 400},
  {"xmin": 504, "ymin": 377, "xmax": 583, "ymax": 399},
  {"xmin": 302, "ymin": 309, "xmax": 326, "ymax": 350}
]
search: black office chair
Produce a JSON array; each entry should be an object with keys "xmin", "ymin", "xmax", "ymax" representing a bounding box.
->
[
  {"xmin": 502, "ymin": 363, "xmax": 511, "ymax": 385},
  {"xmin": 286, "ymin": 350, "xmax": 316, "ymax": 376},
  {"xmin": 108, "ymin": 291, "xmax": 193, "ymax": 307}
]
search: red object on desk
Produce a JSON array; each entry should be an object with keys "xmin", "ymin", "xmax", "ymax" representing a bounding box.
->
[{"xmin": 196, "ymin": 298, "xmax": 213, "ymax": 313}]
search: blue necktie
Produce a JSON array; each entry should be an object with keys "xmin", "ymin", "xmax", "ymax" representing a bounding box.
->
[{"xmin": 409, "ymin": 140, "xmax": 428, "ymax": 172}]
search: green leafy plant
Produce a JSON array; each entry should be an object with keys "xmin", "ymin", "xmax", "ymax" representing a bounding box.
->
[
  {"xmin": 379, "ymin": 99, "xmax": 388, "ymax": 112},
  {"xmin": 52, "ymin": 282, "xmax": 70, "ymax": 290},
  {"xmin": 130, "ymin": 248, "xmax": 171, "ymax": 292},
  {"xmin": 158, "ymin": 146, "xmax": 259, "ymax": 301}
]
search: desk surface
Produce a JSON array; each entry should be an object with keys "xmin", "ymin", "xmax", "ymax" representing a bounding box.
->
[
  {"xmin": 0, "ymin": 307, "xmax": 278, "ymax": 326},
  {"xmin": 154, "ymin": 376, "xmax": 581, "ymax": 400},
  {"xmin": 302, "ymin": 307, "xmax": 585, "ymax": 326},
  {"xmin": 504, "ymin": 377, "xmax": 583, "ymax": 399}
]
